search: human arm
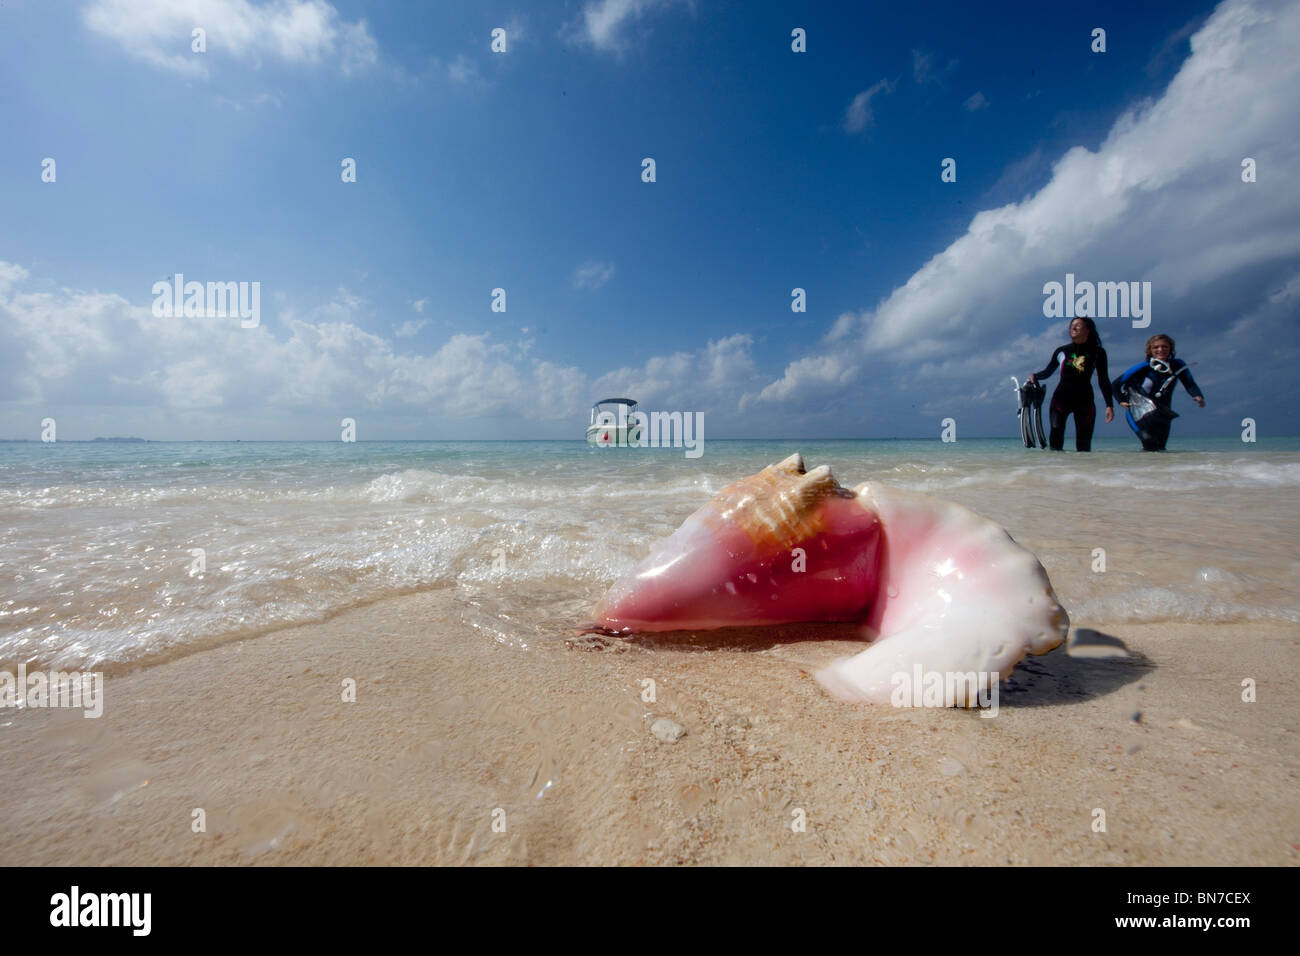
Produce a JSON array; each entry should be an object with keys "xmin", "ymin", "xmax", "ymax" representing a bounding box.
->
[
  {"xmin": 1027, "ymin": 347, "xmax": 1062, "ymax": 384},
  {"xmin": 1094, "ymin": 347, "xmax": 1115, "ymax": 421},
  {"xmin": 1096, "ymin": 347, "xmax": 1114, "ymax": 411},
  {"xmin": 1178, "ymin": 362, "xmax": 1206, "ymax": 407},
  {"xmin": 1112, "ymin": 361, "xmax": 1148, "ymax": 408}
]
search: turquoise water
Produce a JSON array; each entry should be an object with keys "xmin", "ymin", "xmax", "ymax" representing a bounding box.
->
[
  {"xmin": 3, "ymin": 437, "xmax": 1298, "ymax": 671},
  {"xmin": 4, "ymin": 435, "xmax": 1298, "ymax": 489}
]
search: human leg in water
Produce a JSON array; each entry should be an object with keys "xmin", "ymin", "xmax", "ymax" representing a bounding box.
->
[
  {"xmin": 1048, "ymin": 391, "xmax": 1069, "ymax": 450},
  {"xmin": 1138, "ymin": 418, "xmax": 1171, "ymax": 451},
  {"xmin": 1073, "ymin": 400, "xmax": 1097, "ymax": 451},
  {"xmin": 1050, "ymin": 393, "xmax": 1098, "ymax": 451}
]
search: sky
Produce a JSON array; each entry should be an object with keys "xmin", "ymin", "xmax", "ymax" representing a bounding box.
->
[{"xmin": 1, "ymin": 0, "xmax": 1297, "ymax": 440}]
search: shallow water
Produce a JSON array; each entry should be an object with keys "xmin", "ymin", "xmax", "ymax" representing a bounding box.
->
[{"xmin": 2, "ymin": 437, "xmax": 1298, "ymax": 671}]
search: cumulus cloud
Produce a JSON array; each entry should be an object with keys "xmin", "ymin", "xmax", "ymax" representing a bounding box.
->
[
  {"xmin": 754, "ymin": 0, "xmax": 1300, "ymax": 426},
  {"xmin": 0, "ymin": 265, "xmax": 759, "ymax": 436},
  {"xmin": 843, "ymin": 80, "xmax": 894, "ymax": 133},
  {"xmin": 81, "ymin": 0, "xmax": 379, "ymax": 76},
  {"xmin": 573, "ymin": 260, "xmax": 616, "ymax": 290},
  {"xmin": 0, "ymin": 273, "xmax": 585, "ymax": 427},
  {"xmin": 964, "ymin": 91, "xmax": 989, "ymax": 111},
  {"xmin": 591, "ymin": 334, "xmax": 760, "ymax": 409}
]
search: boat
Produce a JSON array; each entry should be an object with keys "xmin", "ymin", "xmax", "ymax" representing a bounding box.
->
[{"xmin": 585, "ymin": 398, "xmax": 644, "ymax": 446}]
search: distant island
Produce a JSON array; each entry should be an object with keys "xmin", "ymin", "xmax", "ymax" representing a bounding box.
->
[{"xmin": 91, "ymin": 437, "xmax": 147, "ymax": 442}]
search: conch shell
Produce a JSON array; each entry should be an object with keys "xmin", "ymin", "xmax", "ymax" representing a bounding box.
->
[{"xmin": 584, "ymin": 454, "xmax": 1068, "ymax": 705}]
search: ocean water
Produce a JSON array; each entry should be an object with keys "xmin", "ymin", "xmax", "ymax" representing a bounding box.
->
[{"xmin": 2, "ymin": 437, "xmax": 1299, "ymax": 672}]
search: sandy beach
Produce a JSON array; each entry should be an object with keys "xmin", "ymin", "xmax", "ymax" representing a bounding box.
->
[
  {"xmin": 3, "ymin": 589, "xmax": 1295, "ymax": 866},
  {"xmin": 3, "ymin": 439, "xmax": 1298, "ymax": 865},
  {"xmin": 5, "ymin": 0, "xmax": 1300, "ymax": 875}
]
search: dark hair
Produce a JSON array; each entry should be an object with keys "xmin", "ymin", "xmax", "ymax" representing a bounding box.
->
[
  {"xmin": 1145, "ymin": 334, "xmax": 1175, "ymax": 358},
  {"xmin": 1072, "ymin": 316, "xmax": 1102, "ymax": 348}
]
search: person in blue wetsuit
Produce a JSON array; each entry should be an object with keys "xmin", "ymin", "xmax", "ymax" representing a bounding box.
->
[
  {"xmin": 1027, "ymin": 317, "xmax": 1114, "ymax": 452},
  {"xmin": 1112, "ymin": 333, "xmax": 1205, "ymax": 451}
]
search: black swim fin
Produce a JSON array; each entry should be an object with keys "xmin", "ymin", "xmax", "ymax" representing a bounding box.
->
[
  {"xmin": 1015, "ymin": 380, "xmax": 1046, "ymax": 449},
  {"xmin": 1030, "ymin": 383, "xmax": 1047, "ymax": 448},
  {"xmin": 1016, "ymin": 382, "xmax": 1035, "ymax": 447}
]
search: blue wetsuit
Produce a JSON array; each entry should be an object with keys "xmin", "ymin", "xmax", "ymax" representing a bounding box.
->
[{"xmin": 1112, "ymin": 359, "xmax": 1203, "ymax": 451}]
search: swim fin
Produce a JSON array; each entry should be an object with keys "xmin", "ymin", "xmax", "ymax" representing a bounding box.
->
[
  {"xmin": 1120, "ymin": 386, "xmax": 1178, "ymax": 431},
  {"xmin": 1030, "ymin": 382, "xmax": 1047, "ymax": 448},
  {"xmin": 1014, "ymin": 378, "xmax": 1034, "ymax": 447},
  {"xmin": 1013, "ymin": 379, "xmax": 1046, "ymax": 448}
]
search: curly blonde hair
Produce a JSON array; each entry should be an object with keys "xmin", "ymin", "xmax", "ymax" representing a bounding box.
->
[{"xmin": 1145, "ymin": 334, "xmax": 1175, "ymax": 359}]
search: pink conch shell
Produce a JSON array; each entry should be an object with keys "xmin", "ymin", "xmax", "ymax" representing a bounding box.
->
[{"xmin": 584, "ymin": 453, "xmax": 1068, "ymax": 705}]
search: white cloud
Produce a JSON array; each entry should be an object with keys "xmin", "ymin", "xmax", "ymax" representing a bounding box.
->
[
  {"xmin": 395, "ymin": 319, "xmax": 429, "ymax": 338},
  {"xmin": 411, "ymin": 298, "xmax": 428, "ymax": 314},
  {"xmin": 964, "ymin": 91, "xmax": 989, "ymax": 111},
  {"xmin": 592, "ymin": 334, "xmax": 759, "ymax": 409},
  {"xmin": 81, "ymin": 0, "xmax": 379, "ymax": 76},
  {"xmin": 0, "ymin": 265, "xmax": 761, "ymax": 436},
  {"xmin": 0, "ymin": 262, "xmax": 29, "ymax": 293},
  {"xmin": 743, "ymin": 353, "xmax": 856, "ymax": 408},
  {"xmin": 569, "ymin": 0, "xmax": 683, "ymax": 54},
  {"xmin": 701, "ymin": 334, "xmax": 759, "ymax": 392},
  {"xmin": 0, "ymin": 274, "xmax": 583, "ymax": 424},
  {"xmin": 573, "ymin": 260, "xmax": 616, "ymax": 290},
  {"xmin": 337, "ymin": 19, "xmax": 379, "ymax": 75},
  {"xmin": 755, "ymin": 0, "xmax": 1300, "ymax": 416},
  {"xmin": 1, "ymin": 285, "xmax": 126, "ymax": 398},
  {"xmin": 843, "ymin": 80, "xmax": 894, "ymax": 133}
]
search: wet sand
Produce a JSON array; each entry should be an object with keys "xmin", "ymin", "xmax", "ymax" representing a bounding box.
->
[{"xmin": 2, "ymin": 587, "xmax": 1295, "ymax": 865}]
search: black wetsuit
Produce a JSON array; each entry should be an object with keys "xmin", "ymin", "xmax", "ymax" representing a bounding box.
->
[
  {"xmin": 1112, "ymin": 359, "xmax": 1203, "ymax": 451},
  {"xmin": 1032, "ymin": 342, "xmax": 1113, "ymax": 452}
]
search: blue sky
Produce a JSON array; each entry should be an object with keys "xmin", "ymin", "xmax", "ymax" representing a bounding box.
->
[{"xmin": 1, "ymin": 0, "xmax": 1297, "ymax": 439}]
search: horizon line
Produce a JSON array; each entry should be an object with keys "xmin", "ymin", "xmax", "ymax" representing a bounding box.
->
[{"xmin": 0, "ymin": 435, "xmax": 1288, "ymax": 444}]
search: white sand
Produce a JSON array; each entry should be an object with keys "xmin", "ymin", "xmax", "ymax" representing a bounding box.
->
[{"xmin": 2, "ymin": 588, "xmax": 1295, "ymax": 865}]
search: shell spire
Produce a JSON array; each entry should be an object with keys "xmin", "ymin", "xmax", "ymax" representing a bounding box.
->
[{"xmin": 586, "ymin": 456, "xmax": 882, "ymax": 633}]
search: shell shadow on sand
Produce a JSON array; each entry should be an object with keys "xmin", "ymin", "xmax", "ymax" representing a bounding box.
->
[
  {"xmin": 997, "ymin": 628, "xmax": 1153, "ymax": 706},
  {"xmin": 571, "ymin": 624, "xmax": 1152, "ymax": 709}
]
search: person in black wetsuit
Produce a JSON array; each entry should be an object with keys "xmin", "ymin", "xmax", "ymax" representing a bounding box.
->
[
  {"xmin": 1027, "ymin": 316, "xmax": 1114, "ymax": 452},
  {"xmin": 1112, "ymin": 333, "xmax": 1205, "ymax": 451}
]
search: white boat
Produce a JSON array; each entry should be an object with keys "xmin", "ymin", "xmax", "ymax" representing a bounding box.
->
[{"xmin": 585, "ymin": 398, "xmax": 644, "ymax": 446}]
